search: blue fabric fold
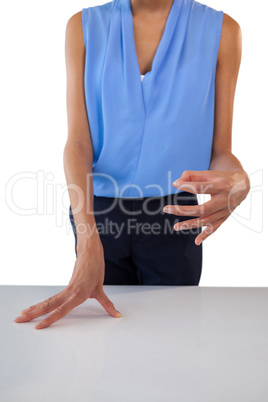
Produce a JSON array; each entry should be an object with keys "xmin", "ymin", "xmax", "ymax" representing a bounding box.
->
[{"xmin": 82, "ymin": 0, "xmax": 224, "ymax": 198}]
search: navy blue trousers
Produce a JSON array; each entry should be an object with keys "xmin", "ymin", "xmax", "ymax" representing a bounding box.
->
[{"xmin": 69, "ymin": 191, "xmax": 202, "ymax": 286}]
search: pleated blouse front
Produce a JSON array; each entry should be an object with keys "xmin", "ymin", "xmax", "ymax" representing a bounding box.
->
[{"xmin": 82, "ymin": 0, "xmax": 224, "ymax": 198}]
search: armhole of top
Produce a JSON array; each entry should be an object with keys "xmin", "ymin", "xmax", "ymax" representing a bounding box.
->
[
  {"xmin": 213, "ymin": 10, "xmax": 224, "ymax": 77},
  {"xmin": 81, "ymin": 8, "xmax": 88, "ymax": 49}
]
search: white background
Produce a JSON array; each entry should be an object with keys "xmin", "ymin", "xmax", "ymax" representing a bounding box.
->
[{"xmin": 1, "ymin": 0, "xmax": 267, "ymax": 286}]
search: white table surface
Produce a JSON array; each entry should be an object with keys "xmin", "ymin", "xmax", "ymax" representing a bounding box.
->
[{"xmin": 1, "ymin": 285, "xmax": 268, "ymax": 402}]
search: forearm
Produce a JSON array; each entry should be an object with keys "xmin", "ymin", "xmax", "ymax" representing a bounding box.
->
[{"xmin": 63, "ymin": 139, "xmax": 101, "ymax": 253}]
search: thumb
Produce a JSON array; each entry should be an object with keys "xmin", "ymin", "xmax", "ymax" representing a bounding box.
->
[{"xmin": 95, "ymin": 288, "xmax": 122, "ymax": 318}]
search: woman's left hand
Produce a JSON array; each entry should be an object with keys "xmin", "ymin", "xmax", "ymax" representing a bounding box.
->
[{"xmin": 163, "ymin": 169, "xmax": 250, "ymax": 246}]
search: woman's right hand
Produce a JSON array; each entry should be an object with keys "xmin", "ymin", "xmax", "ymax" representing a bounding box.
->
[{"xmin": 13, "ymin": 236, "xmax": 122, "ymax": 330}]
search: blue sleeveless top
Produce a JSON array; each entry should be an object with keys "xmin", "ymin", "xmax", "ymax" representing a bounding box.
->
[{"xmin": 81, "ymin": 0, "xmax": 223, "ymax": 198}]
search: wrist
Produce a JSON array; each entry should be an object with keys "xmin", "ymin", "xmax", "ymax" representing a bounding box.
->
[
  {"xmin": 76, "ymin": 229, "xmax": 103, "ymax": 256},
  {"xmin": 235, "ymin": 169, "xmax": 250, "ymax": 192},
  {"xmin": 231, "ymin": 169, "xmax": 250, "ymax": 203}
]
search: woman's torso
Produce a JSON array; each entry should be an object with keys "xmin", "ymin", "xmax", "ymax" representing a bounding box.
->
[{"xmin": 81, "ymin": 0, "xmax": 224, "ymax": 198}]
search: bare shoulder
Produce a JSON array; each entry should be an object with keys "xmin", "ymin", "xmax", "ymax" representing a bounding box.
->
[
  {"xmin": 222, "ymin": 12, "xmax": 242, "ymax": 41},
  {"xmin": 66, "ymin": 10, "xmax": 82, "ymax": 29},
  {"xmin": 65, "ymin": 11, "xmax": 84, "ymax": 49},
  {"xmin": 218, "ymin": 13, "xmax": 242, "ymax": 66}
]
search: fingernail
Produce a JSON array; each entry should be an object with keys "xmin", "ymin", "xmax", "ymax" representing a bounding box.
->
[
  {"xmin": 116, "ymin": 311, "xmax": 122, "ymax": 318},
  {"xmin": 175, "ymin": 224, "xmax": 187, "ymax": 231},
  {"xmin": 163, "ymin": 207, "xmax": 172, "ymax": 213}
]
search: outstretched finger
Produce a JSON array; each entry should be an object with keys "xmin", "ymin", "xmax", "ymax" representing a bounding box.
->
[
  {"xmin": 163, "ymin": 197, "xmax": 219, "ymax": 217},
  {"xmin": 173, "ymin": 209, "xmax": 228, "ymax": 231},
  {"xmin": 34, "ymin": 291, "xmax": 86, "ymax": 330},
  {"xmin": 195, "ymin": 216, "xmax": 227, "ymax": 245},
  {"xmin": 95, "ymin": 288, "xmax": 122, "ymax": 318},
  {"xmin": 14, "ymin": 289, "xmax": 68, "ymax": 322},
  {"xmin": 173, "ymin": 179, "xmax": 225, "ymax": 195}
]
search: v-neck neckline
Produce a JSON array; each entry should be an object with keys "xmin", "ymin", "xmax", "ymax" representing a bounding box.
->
[{"xmin": 126, "ymin": 0, "xmax": 180, "ymax": 82}]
